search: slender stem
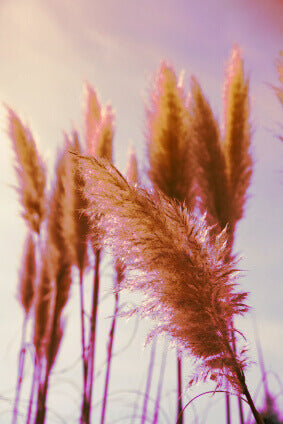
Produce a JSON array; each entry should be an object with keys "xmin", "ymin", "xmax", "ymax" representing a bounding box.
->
[
  {"xmin": 12, "ymin": 316, "xmax": 28, "ymax": 424},
  {"xmin": 242, "ymin": 382, "xmax": 264, "ymax": 424},
  {"xmin": 81, "ymin": 249, "xmax": 101, "ymax": 424},
  {"xmin": 26, "ymin": 357, "xmax": 39, "ymax": 424},
  {"xmin": 238, "ymin": 396, "xmax": 244, "ymax": 424},
  {"xmin": 223, "ymin": 337, "xmax": 264, "ymax": 424},
  {"xmin": 178, "ymin": 390, "xmax": 248, "ymax": 421},
  {"xmin": 225, "ymin": 393, "xmax": 231, "ymax": 424},
  {"xmin": 79, "ymin": 268, "xmax": 87, "ymax": 387},
  {"xmin": 152, "ymin": 339, "xmax": 168, "ymax": 424},
  {"xmin": 79, "ymin": 266, "xmax": 88, "ymax": 424},
  {"xmin": 176, "ymin": 350, "xmax": 183, "ymax": 424},
  {"xmin": 33, "ymin": 363, "xmax": 49, "ymax": 424},
  {"xmin": 88, "ymin": 249, "xmax": 101, "ymax": 395},
  {"xmin": 231, "ymin": 331, "xmax": 244, "ymax": 424},
  {"xmin": 100, "ymin": 284, "xmax": 119, "ymax": 424},
  {"xmin": 141, "ymin": 338, "xmax": 157, "ymax": 424}
]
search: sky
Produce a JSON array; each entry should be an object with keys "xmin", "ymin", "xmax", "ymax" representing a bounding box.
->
[{"xmin": 0, "ymin": 1, "xmax": 282, "ymax": 423}]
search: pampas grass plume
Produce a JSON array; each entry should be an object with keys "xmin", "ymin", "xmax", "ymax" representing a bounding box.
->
[
  {"xmin": 223, "ymin": 45, "xmax": 252, "ymax": 227},
  {"xmin": 18, "ymin": 232, "xmax": 36, "ymax": 315},
  {"xmin": 47, "ymin": 319, "xmax": 64, "ymax": 371},
  {"xmin": 46, "ymin": 264, "xmax": 72, "ymax": 369},
  {"xmin": 84, "ymin": 83, "xmax": 114, "ymax": 162},
  {"xmin": 68, "ymin": 131, "xmax": 90, "ymax": 270},
  {"xmin": 126, "ymin": 146, "xmax": 139, "ymax": 184},
  {"xmin": 189, "ymin": 77, "xmax": 230, "ymax": 232},
  {"xmin": 48, "ymin": 145, "xmax": 76, "ymax": 267},
  {"xmin": 7, "ymin": 108, "xmax": 46, "ymax": 234},
  {"xmin": 78, "ymin": 155, "xmax": 249, "ymax": 392},
  {"xmin": 84, "ymin": 82, "xmax": 102, "ymax": 155},
  {"xmin": 146, "ymin": 63, "xmax": 194, "ymax": 204},
  {"xmin": 33, "ymin": 247, "xmax": 55, "ymax": 358}
]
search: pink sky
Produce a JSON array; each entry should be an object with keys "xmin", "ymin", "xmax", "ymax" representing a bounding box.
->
[{"xmin": 0, "ymin": 1, "xmax": 282, "ymax": 423}]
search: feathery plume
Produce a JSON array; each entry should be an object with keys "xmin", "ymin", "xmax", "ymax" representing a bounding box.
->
[
  {"xmin": 69, "ymin": 132, "xmax": 90, "ymax": 270},
  {"xmin": 47, "ymin": 319, "xmax": 64, "ymax": 372},
  {"xmin": 84, "ymin": 82, "xmax": 102, "ymax": 154},
  {"xmin": 146, "ymin": 63, "xmax": 194, "ymax": 204},
  {"xmin": 48, "ymin": 145, "xmax": 76, "ymax": 267},
  {"xmin": 146, "ymin": 63, "xmax": 194, "ymax": 423},
  {"xmin": 78, "ymin": 156, "xmax": 249, "ymax": 391},
  {"xmin": 51, "ymin": 265, "xmax": 72, "ymax": 330},
  {"xmin": 44, "ymin": 264, "xmax": 71, "ymax": 371},
  {"xmin": 7, "ymin": 108, "xmax": 46, "ymax": 234},
  {"xmin": 18, "ymin": 232, "xmax": 36, "ymax": 315},
  {"xmin": 33, "ymin": 246, "xmax": 55, "ymax": 359},
  {"xmin": 223, "ymin": 45, "xmax": 252, "ymax": 227},
  {"xmin": 84, "ymin": 83, "xmax": 114, "ymax": 161},
  {"xmin": 190, "ymin": 77, "xmax": 230, "ymax": 232},
  {"xmin": 94, "ymin": 106, "xmax": 114, "ymax": 162},
  {"xmin": 126, "ymin": 146, "xmax": 139, "ymax": 185}
]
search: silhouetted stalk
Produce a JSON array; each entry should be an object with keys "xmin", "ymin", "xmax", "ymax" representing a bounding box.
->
[
  {"xmin": 152, "ymin": 339, "xmax": 168, "ymax": 424},
  {"xmin": 225, "ymin": 392, "xmax": 231, "ymax": 424},
  {"xmin": 26, "ymin": 357, "xmax": 40, "ymax": 424},
  {"xmin": 12, "ymin": 317, "xmax": 28, "ymax": 424},
  {"xmin": 242, "ymin": 382, "xmax": 264, "ymax": 424},
  {"xmin": 33, "ymin": 363, "xmax": 49, "ymax": 424},
  {"xmin": 176, "ymin": 350, "xmax": 183, "ymax": 424},
  {"xmin": 34, "ymin": 303, "xmax": 64, "ymax": 423},
  {"xmin": 100, "ymin": 280, "xmax": 119, "ymax": 424},
  {"xmin": 79, "ymin": 268, "xmax": 87, "ymax": 387},
  {"xmin": 223, "ymin": 337, "xmax": 264, "ymax": 424},
  {"xmin": 81, "ymin": 249, "xmax": 101, "ymax": 424},
  {"xmin": 238, "ymin": 396, "xmax": 244, "ymax": 424},
  {"xmin": 141, "ymin": 338, "xmax": 157, "ymax": 424},
  {"xmin": 232, "ymin": 331, "xmax": 244, "ymax": 424},
  {"xmin": 79, "ymin": 266, "xmax": 88, "ymax": 424}
]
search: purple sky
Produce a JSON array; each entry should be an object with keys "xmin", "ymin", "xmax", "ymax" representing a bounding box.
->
[{"xmin": 0, "ymin": 1, "xmax": 282, "ymax": 423}]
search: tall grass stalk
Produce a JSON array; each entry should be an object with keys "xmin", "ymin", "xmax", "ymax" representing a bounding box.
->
[
  {"xmin": 100, "ymin": 262, "xmax": 120, "ymax": 424},
  {"xmin": 176, "ymin": 350, "xmax": 183, "ymax": 424},
  {"xmin": 189, "ymin": 73, "xmax": 233, "ymax": 424},
  {"xmin": 77, "ymin": 155, "xmax": 264, "ymax": 424},
  {"xmin": 80, "ymin": 83, "xmax": 114, "ymax": 424},
  {"xmin": 13, "ymin": 233, "xmax": 36, "ymax": 424},
  {"xmin": 31, "ymin": 246, "xmax": 55, "ymax": 424},
  {"xmin": 7, "ymin": 108, "xmax": 46, "ymax": 424},
  {"xmin": 81, "ymin": 249, "xmax": 100, "ymax": 424},
  {"xmin": 79, "ymin": 268, "xmax": 87, "ymax": 391},
  {"xmin": 26, "ymin": 356, "xmax": 40, "ymax": 424},
  {"xmin": 141, "ymin": 339, "xmax": 157, "ymax": 424},
  {"xmin": 223, "ymin": 44, "xmax": 252, "ymax": 424},
  {"xmin": 190, "ymin": 45, "xmax": 252, "ymax": 424},
  {"xmin": 69, "ymin": 131, "xmax": 90, "ymax": 414},
  {"xmin": 12, "ymin": 316, "xmax": 28, "ymax": 424},
  {"xmin": 152, "ymin": 339, "xmax": 168, "ymax": 424},
  {"xmin": 33, "ymin": 145, "xmax": 74, "ymax": 424},
  {"xmin": 146, "ymin": 63, "xmax": 194, "ymax": 424},
  {"xmin": 7, "ymin": 108, "xmax": 46, "ymax": 234}
]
